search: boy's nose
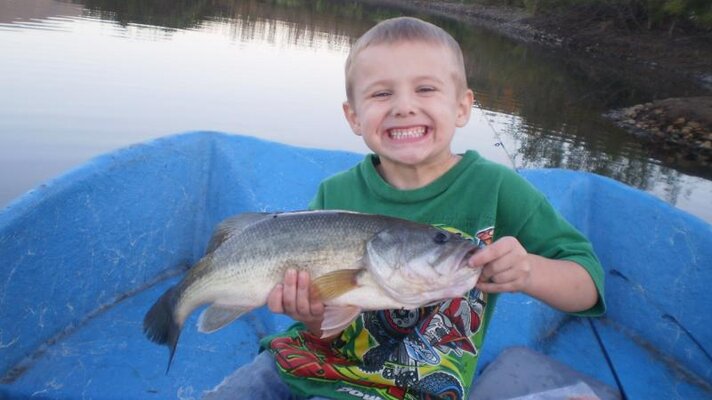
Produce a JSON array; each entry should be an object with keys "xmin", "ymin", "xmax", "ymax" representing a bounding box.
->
[{"xmin": 391, "ymin": 94, "xmax": 416, "ymax": 117}]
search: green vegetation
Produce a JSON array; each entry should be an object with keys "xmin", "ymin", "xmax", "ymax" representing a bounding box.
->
[{"xmin": 460, "ymin": 0, "xmax": 712, "ymax": 31}]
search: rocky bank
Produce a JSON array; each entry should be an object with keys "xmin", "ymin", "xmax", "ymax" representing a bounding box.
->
[{"xmin": 605, "ymin": 97, "xmax": 712, "ymax": 165}]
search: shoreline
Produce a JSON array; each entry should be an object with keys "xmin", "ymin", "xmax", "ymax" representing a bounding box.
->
[
  {"xmin": 356, "ymin": 0, "xmax": 712, "ymax": 168},
  {"xmin": 359, "ymin": 0, "xmax": 711, "ymax": 90}
]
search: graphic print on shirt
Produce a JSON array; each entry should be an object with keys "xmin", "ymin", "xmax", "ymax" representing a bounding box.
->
[
  {"xmin": 474, "ymin": 226, "xmax": 494, "ymax": 246},
  {"xmin": 267, "ymin": 225, "xmax": 496, "ymax": 400}
]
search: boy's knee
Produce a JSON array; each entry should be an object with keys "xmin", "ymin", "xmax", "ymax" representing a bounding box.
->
[{"xmin": 202, "ymin": 351, "xmax": 290, "ymax": 399}]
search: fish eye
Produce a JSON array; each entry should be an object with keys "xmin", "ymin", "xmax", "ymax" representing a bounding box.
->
[{"xmin": 433, "ymin": 231, "xmax": 449, "ymax": 244}]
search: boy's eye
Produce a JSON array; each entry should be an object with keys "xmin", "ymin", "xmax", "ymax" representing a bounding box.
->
[
  {"xmin": 372, "ymin": 91, "xmax": 391, "ymax": 98},
  {"xmin": 417, "ymin": 86, "xmax": 436, "ymax": 93}
]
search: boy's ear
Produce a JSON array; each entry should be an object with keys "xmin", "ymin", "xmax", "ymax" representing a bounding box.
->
[
  {"xmin": 342, "ymin": 101, "xmax": 362, "ymax": 136},
  {"xmin": 456, "ymin": 89, "xmax": 475, "ymax": 127}
]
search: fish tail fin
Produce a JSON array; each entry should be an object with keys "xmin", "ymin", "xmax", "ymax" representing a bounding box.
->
[{"xmin": 143, "ymin": 286, "xmax": 182, "ymax": 373}]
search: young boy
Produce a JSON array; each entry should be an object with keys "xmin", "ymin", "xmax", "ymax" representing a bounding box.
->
[{"xmin": 205, "ymin": 16, "xmax": 604, "ymax": 400}]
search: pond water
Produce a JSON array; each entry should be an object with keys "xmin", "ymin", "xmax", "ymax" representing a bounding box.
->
[{"xmin": 1, "ymin": 0, "xmax": 710, "ymax": 223}]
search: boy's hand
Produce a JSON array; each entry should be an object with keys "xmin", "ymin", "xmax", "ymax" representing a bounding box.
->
[
  {"xmin": 470, "ymin": 236, "xmax": 532, "ymax": 293},
  {"xmin": 267, "ymin": 269, "xmax": 326, "ymax": 337},
  {"xmin": 470, "ymin": 237, "xmax": 599, "ymax": 312}
]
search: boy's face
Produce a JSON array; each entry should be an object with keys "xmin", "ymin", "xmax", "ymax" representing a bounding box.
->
[{"xmin": 343, "ymin": 41, "xmax": 473, "ymax": 171}]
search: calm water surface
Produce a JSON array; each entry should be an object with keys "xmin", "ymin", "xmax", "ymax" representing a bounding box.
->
[{"xmin": 1, "ymin": 0, "xmax": 710, "ymax": 223}]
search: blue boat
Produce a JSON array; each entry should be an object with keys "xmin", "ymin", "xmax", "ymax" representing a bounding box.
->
[{"xmin": 1, "ymin": 132, "xmax": 710, "ymax": 399}]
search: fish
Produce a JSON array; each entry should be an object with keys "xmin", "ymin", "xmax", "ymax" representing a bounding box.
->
[{"xmin": 143, "ymin": 210, "xmax": 482, "ymax": 370}]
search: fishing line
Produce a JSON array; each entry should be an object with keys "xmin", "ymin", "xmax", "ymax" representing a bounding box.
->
[
  {"xmin": 589, "ymin": 318, "xmax": 628, "ymax": 400},
  {"xmin": 472, "ymin": 100, "xmax": 518, "ymax": 171}
]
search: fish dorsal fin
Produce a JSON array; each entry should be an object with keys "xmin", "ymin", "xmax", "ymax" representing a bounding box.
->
[
  {"xmin": 205, "ymin": 212, "xmax": 273, "ymax": 254},
  {"xmin": 311, "ymin": 269, "xmax": 360, "ymax": 301},
  {"xmin": 320, "ymin": 305, "xmax": 362, "ymax": 338},
  {"xmin": 197, "ymin": 304, "xmax": 251, "ymax": 333}
]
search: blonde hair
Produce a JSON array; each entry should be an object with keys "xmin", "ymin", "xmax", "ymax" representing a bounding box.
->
[{"xmin": 344, "ymin": 17, "xmax": 468, "ymax": 102}]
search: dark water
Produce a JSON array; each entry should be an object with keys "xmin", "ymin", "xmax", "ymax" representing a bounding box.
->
[{"xmin": 1, "ymin": 0, "xmax": 710, "ymax": 223}]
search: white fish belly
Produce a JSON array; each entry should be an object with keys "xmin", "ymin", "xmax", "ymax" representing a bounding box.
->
[
  {"xmin": 177, "ymin": 275, "xmax": 272, "ymax": 323},
  {"xmin": 328, "ymin": 285, "xmax": 415, "ymax": 310}
]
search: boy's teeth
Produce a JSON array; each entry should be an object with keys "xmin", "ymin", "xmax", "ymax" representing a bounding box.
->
[{"xmin": 389, "ymin": 127, "xmax": 426, "ymax": 139}]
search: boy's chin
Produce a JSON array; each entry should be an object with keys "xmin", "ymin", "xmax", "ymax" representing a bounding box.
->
[{"xmin": 380, "ymin": 151, "xmax": 438, "ymax": 167}]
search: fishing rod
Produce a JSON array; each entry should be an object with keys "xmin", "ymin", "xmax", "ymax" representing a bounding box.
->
[{"xmin": 472, "ymin": 99, "xmax": 518, "ymax": 172}]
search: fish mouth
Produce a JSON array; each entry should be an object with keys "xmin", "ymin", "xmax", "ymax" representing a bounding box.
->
[{"xmin": 457, "ymin": 246, "xmax": 479, "ymax": 270}]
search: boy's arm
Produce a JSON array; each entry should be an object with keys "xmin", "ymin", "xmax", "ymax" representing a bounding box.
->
[{"xmin": 471, "ymin": 236, "xmax": 599, "ymax": 313}]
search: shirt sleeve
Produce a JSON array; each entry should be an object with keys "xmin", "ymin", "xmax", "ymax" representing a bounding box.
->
[
  {"xmin": 518, "ymin": 199, "xmax": 606, "ymax": 317},
  {"xmin": 308, "ymin": 183, "xmax": 325, "ymax": 211},
  {"xmin": 497, "ymin": 172, "xmax": 606, "ymax": 317}
]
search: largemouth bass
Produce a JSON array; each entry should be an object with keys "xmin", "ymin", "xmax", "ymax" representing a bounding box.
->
[{"xmin": 143, "ymin": 210, "xmax": 482, "ymax": 369}]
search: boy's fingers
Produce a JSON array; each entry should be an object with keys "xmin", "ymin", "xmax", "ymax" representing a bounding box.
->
[
  {"xmin": 309, "ymin": 292, "xmax": 325, "ymax": 316},
  {"xmin": 282, "ymin": 269, "xmax": 297, "ymax": 313},
  {"xmin": 478, "ymin": 262, "xmax": 529, "ymax": 293},
  {"xmin": 308, "ymin": 283, "xmax": 325, "ymax": 316},
  {"xmin": 310, "ymin": 301, "xmax": 325, "ymax": 317},
  {"xmin": 471, "ymin": 237, "xmax": 521, "ymax": 267},
  {"xmin": 488, "ymin": 268, "xmax": 520, "ymax": 285},
  {"xmin": 267, "ymin": 284, "xmax": 284, "ymax": 313},
  {"xmin": 478, "ymin": 256, "xmax": 511, "ymax": 281},
  {"xmin": 284, "ymin": 268, "xmax": 298, "ymax": 285},
  {"xmin": 470, "ymin": 244, "xmax": 502, "ymax": 267},
  {"xmin": 469, "ymin": 247, "xmax": 490, "ymax": 267},
  {"xmin": 296, "ymin": 271, "xmax": 312, "ymax": 316}
]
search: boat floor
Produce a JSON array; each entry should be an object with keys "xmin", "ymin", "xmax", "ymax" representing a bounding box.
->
[
  {"xmin": 1, "ymin": 277, "xmax": 296, "ymax": 399},
  {"xmin": 3, "ymin": 276, "xmax": 709, "ymax": 399}
]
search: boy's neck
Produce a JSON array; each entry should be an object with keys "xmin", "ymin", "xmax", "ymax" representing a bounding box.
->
[{"xmin": 375, "ymin": 154, "xmax": 462, "ymax": 190}]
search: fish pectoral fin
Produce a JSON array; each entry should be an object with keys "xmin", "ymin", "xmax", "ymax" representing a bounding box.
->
[
  {"xmin": 311, "ymin": 269, "xmax": 360, "ymax": 301},
  {"xmin": 197, "ymin": 304, "xmax": 250, "ymax": 333},
  {"xmin": 320, "ymin": 305, "xmax": 361, "ymax": 338}
]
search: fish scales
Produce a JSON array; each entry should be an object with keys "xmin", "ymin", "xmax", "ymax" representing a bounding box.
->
[
  {"xmin": 171, "ymin": 212, "xmax": 395, "ymax": 330},
  {"xmin": 203, "ymin": 211, "xmax": 390, "ymax": 280}
]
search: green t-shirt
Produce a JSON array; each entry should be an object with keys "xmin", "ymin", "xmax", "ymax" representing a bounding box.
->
[{"xmin": 262, "ymin": 151, "xmax": 605, "ymax": 400}]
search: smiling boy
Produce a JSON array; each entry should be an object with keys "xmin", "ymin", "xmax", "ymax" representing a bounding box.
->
[
  {"xmin": 205, "ymin": 16, "xmax": 605, "ymax": 400},
  {"xmin": 341, "ymin": 38, "xmax": 472, "ymax": 189}
]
